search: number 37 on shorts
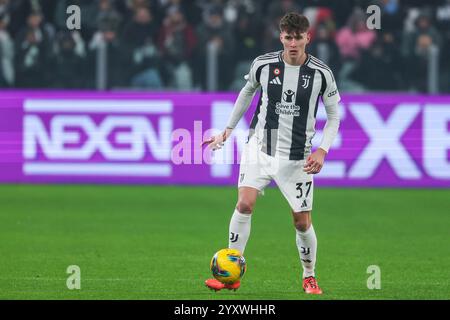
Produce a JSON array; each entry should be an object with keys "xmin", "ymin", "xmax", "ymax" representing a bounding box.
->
[{"xmin": 294, "ymin": 181, "xmax": 313, "ymax": 212}]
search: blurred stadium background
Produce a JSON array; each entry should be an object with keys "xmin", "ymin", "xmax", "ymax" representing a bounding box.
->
[
  {"xmin": 0, "ymin": 0, "xmax": 449, "ymax": 92},
  {"xmin": 0, "ymin": 0, "xmax": 449, "ymax": 300}
]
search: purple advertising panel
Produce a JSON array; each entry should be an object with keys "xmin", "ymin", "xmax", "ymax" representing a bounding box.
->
[{"xmin": 0, "ymin": 90, "xmax": 449, "ymax": 187}]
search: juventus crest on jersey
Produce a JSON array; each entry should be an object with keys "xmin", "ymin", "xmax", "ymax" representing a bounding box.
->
[{"xmin": 245, "ymin": 50, "xmax": 341, "ymax": 160}]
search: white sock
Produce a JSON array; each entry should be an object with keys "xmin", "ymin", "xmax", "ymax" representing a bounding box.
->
[
  {"xmin": 296, "ymin": 225, "xmax": 317, "ymax": 278},
  {"xmin": 228, "ymin": 209, "xmax": 252, "ymax": 255}
]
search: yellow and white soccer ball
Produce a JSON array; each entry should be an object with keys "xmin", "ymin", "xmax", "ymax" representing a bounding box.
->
[{"xmin": 210, "ymin": 248, "xmax": 246, "ymax": 284}]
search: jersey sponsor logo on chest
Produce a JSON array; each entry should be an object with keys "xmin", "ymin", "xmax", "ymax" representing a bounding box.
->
[
  {"xmin": 275, "ymin": 89, "xmax": 300, "ymax": 116},
  {"xmin": 283, "ymin": 90, "xmax": 296, "ymax": 103}
]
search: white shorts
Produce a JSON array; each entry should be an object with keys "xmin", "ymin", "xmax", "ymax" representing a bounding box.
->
[{"xmin": 238, "ymin": 136, "xmax": 314, "ymax": 212}]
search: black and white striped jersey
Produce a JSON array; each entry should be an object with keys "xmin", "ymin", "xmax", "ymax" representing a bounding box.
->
[{"xmin": 245, "ymin": 50, "xmax": 341, "ymax": 160}]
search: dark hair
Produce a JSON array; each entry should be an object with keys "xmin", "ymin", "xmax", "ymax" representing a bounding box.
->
[{"xmin": 279, "ymin": 12, "xmax": 310, "ymax": 35}]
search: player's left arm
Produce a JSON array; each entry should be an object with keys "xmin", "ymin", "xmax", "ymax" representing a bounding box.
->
[
  {"xmin": 304, "ymin": 72, "xmax": 341, "ymax": 174},
  {"xmin": 202, "ymin": 59, "xmax": 260, "ymax": 151}
]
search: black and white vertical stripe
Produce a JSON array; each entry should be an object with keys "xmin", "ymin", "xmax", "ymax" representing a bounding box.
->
[
  {"xmin": 247, "ymin": 52, "xmax": 333, "ymax": 160},
  {"xmin": 263, "ymin": 63, "xmax": 284, "ymax": 155}
]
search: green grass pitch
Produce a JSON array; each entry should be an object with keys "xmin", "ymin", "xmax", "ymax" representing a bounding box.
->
[{"xmin": 0, "ymin": 184, "xmax": 449, "ymax": 300}]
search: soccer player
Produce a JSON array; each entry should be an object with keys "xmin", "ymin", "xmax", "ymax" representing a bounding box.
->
[{"xmin": 203, "ymin": 12, "xmax": 340, "ymax": 295}]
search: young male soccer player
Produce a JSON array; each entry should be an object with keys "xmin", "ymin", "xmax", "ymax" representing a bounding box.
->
[{"xmin": 203, "ymin": 12, "xmax": 340, "ymax": 294}]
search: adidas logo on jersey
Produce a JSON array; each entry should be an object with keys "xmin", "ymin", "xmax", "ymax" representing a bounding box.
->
[
  {"xmin": 301, "ymin": 200, "xmax": 308, "ymax": 208},
  {"xmin": 269, "ymin": 77, "xmax": 282, "ymax": 85}
]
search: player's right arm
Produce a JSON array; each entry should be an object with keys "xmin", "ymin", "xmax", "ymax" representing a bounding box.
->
[{"xmin": 203, "ymin": 60, "xmax": 260, "ymax": 150}]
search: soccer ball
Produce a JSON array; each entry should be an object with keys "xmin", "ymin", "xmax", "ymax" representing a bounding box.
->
[{"xmin": 210, "ymin": 248, "xmax": 246, "ymax": 284}]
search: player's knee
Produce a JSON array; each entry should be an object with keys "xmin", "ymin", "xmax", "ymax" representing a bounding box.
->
[
  {"xmin": 294, "ymin": 219, "xmax": 311, "ymax": 232},
  {"xmin": 236, "ymin": 200, "xmax": 254, "ymax": 214}
]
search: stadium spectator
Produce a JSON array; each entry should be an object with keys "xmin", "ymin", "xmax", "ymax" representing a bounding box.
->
[
  {"xmin": 351, "ymin": 31, "xmax": 404, "ymax": 91},
  {"xmin": 194, "ymin": 4, "xmax": 235, "ymax": 90},
  {"xmin": 378, "ymin": 0, "xmax": 407, "ymax": 36},
  {"xmin": 158, "ymin": 7, "xmax": 196, "ymax": 90},
  {"xmin": 266, "ymin": 0, "xmax": 302, "ymax": 24},
  {"xmin": 262, "ymin": 0, "xmax": 303, "ymax": 52},
  {"xmin": 298, "ymin": 0, "xmax": 360, "ymax": 29},
  {"xmin": 0, "ymin": 0, "xmax": 10, "ymax": 20},
  {"xmin": 302, "ymin": 6, "xmax": 336, "ymax": 41},
  {"xmin": 403, "ymin": 11, "xmax": 442, "ymax": 55},
  {"xmin": 88, "ymin": 9, "xmax": 125, "ymax": 89},
  {"xmin": 0, "ymin": 12, "xmax": 14, "ymax": 87},
  {"xmin": 76, "ymin": 0, "xmax": 123, "ymax": 41},
  {"xmin": 435, "ymin": 0, "xmax": 450, "ymax": 92},
  {"xmin": 435, "ymin": 0, "xmax": 450, "ymax": 44},
  {"xmin": 121, "ymin": 0, "xmax": 154, "ymax": 22},
  {"xmin": 157, "ymin": 0, "xmax": 202, "ymax": 26},
  {"xmin": 4, "ymin": 0, "xmax": 50, "ymax": 37},
  {"xmin": 262, "ymin": 13, "xmax": 284, "ymax": 53},
  {"xmin": 233, "ymin": 11, "xmax": 261, "ymax": 63},
  {"xmin": 335, "ymin": 8, "xmax": 377, "ymax": 92},
  {"xmin": 127, "ymin": 0, "xmax": 152, "ymax": 9},
  {"xmin": 220, "ymin": 0, "xmax": 262, "ymax": 25},
  {"xmin": 307, "ymin": 22, "xmax": 340, "ymax": 75},
  {"xmin": 0, "ymin": 0, "xmax": 445, "ymax": 92},
  {"xmin": 228, "ymin": 11, "xmax": 262, "ymax": 91},
  {"xmin": 335, "ymin": 8, "xmax": 377, "ymax": 60},
  {"xmin": 121, "ymin": 6, "xmax": 163, "ymax": 89},
  {"xmin": 52, "ymin": 30, "xmax": 87, "ymax": 88},
  {"xmin": 403, "ymin": 11, "xmax": 443, "ymax": 92},
  {"xmin": 14, "ymin": 10, "xmax": 53, "ymax": 87}
]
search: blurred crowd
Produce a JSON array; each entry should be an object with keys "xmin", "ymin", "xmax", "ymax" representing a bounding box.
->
[{"xmin": 0, "ymin": 0, "xmax": 449, "ymax": 92}]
